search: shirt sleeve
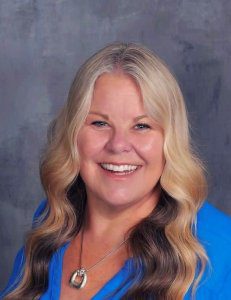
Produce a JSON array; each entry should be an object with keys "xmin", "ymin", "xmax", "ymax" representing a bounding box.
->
[
  {"xmin": 0, "ymin": 247, "xmax": 25, "ymax": 299},
  {"xmin": 218, "ymin": 268, "xmax": 231, "ymax": 299},
  {"xmin": 0, "ymin": 200, "xmax": 48, "ymax": 298}
]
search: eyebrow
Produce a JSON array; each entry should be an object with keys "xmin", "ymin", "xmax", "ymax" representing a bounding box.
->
[{"xmin": 89, "ymin": 111, "xmax": 148, "ymax": 121}]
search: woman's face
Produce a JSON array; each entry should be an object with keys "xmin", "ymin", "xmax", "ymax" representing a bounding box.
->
[{"xmin": 77, "ymin": 72, "xmax": 165, "ymax": 210}]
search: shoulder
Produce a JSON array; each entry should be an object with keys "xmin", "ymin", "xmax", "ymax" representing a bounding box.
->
[
  {"xmin": 32, "ymin": 199, "xmax": 49, "ymax": 227},
  {"xmin": 195, "ymin": 201, "xmax": 231, "ymax": 294},
  {"xmin": 33, "ymin": 199, "xmax": 47, "ymax": 219},
  {"xmin": 0, "ymin": 200, "xmax": 49, "ymax": 297},
  {"xmin": 196, "ymin": 200, "xmax": 231, "ymax": 243},
  {"xmin": 0, "ymin": 247, "xmax": 25, "ymax": 298}
]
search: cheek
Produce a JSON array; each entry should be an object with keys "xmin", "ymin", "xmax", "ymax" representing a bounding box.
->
[
  {"xmin": 134, "ymin": 133, "xmax": 165, "ymax": 162},
  {"xmin": 77, "ymin": 129, "xmax": 107, "ymax": 158}
]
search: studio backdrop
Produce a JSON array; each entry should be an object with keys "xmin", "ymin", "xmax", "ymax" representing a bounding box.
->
[{"xmin": 0, "ymin": 0, "xmax": 230, "ymax": 290}]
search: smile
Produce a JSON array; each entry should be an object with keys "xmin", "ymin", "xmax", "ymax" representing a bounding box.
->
[{"xmin": 99, "ymin": 163, "xmax": 141, "ymax": 176}]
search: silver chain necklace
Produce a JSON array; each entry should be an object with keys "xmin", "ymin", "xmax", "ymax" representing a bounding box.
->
[{"xmin": 69, "ymin": 225, "xmax": 129, "ymax": 289}]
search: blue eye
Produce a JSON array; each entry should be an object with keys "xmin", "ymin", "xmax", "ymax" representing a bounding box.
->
[
  {"xmin": 91, "ymin": 120, "xmax": 108, "ymax": 127},
  {"xmin": 91, "ymin": 121, "xmax": 151, "ymax": 130},
  {"xmin": 135, "ymin": 123, "xmax": 151, "ymax": 130}
]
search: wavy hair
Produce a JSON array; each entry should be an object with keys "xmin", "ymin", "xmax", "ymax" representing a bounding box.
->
[{"xmin": 5, "ymin": 42, "xmax": 208, "ymax": 300}]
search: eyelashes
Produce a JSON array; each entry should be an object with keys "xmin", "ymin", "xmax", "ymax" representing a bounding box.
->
[
  {"xmin": 91, "ymin": 121, "xmax": 108, "ymax": 127},
  {"xmin": 135, "ymin": 123, "xmax": 151, "ymax": 129},
  {"xmin": 91, "ymin": 120, "xmax": 151, "ymax": 130}
]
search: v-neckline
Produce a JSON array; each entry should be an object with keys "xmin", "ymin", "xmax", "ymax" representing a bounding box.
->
[{"xmin": 54, "ymin": 241, "xmax": 134, "ymax": 300}]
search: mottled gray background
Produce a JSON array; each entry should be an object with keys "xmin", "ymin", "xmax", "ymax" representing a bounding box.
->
[{"xmin": 0, "ymin": 0, "xmax": 230, "ymax": 290}]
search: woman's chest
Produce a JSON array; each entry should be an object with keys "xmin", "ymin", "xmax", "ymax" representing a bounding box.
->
[{"xmin": 59, "ymin": 241, "xmax": 128, "ymax": 300}]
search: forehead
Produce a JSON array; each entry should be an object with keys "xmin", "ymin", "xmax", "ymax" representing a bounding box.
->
[{"xmin": 91, "ymin": 72, "xmax": 145, "ymax": 113}]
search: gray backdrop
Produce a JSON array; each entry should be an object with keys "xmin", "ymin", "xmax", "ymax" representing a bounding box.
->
[{"xmin": 0, "ymin": 0, "xmax": 230, "ymax": 290}]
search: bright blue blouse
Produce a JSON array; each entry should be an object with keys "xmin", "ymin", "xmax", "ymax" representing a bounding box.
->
[{"xmin": 1, "ymin": 200, "xmax": 231, "ymax": 299}]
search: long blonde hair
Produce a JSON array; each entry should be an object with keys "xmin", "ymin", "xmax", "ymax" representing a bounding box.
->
[{"xmin": 5, "ymin": 42, "xmax": 208, "ymax": 300}]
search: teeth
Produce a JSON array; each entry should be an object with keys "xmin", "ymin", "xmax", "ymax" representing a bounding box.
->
[{"xmin": 100, "ymin": 163, "xmax": 138, "ymax": 172}]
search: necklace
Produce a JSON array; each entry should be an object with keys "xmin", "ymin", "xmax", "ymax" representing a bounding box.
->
[{"xmin": 69, "ymin": 226, "xmax": 129, "ymax": 289}]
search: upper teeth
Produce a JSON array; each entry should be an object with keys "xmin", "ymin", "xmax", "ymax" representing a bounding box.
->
[{"xmin": 100, "ymin": 163, "xmax": 139, "ymax": 172}]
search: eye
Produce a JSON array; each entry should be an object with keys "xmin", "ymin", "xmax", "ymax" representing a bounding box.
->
[
  {"xmin": 135, "ymin": 123, "xmax": 151, "ymax": 130},
  {"xmin": 91, "ymin": 120, "xmax": 108, "ymax": 127}
]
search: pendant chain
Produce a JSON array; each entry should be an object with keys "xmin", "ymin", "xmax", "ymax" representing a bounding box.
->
[
  {"xmin": 78, "ymin": 223, "xmax": 129, "ymax": 273},
  {"xmin": 69, "ymin": 221, "xmax": 129, "ymax": 289}
]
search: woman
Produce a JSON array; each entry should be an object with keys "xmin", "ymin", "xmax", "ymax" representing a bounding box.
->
[{"xmin": 1, "ymin": 42, "xmax": 231, "ymax": 300}]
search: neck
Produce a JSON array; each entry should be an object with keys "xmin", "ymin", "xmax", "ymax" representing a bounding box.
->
[{"xmin": 83, "ymin": 188, "xmax": 160, "ymax": 247}]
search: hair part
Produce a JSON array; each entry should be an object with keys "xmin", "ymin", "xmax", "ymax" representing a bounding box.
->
[{"xmin": 5, "ymin": 42, "xmax": 208, "ymax": 300}]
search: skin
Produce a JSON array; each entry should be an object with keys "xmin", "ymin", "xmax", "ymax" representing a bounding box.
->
[
  {"xmin": 60, "ymin": 72, "xmax": 165, "ymax": 300},
  {"xmin": 78, "ymin": 72, "xmax": 165, "ymax": 216}
]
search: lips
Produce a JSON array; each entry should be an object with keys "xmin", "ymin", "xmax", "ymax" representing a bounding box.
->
[
  {"xmin": 100, "ymin": 163, "xmax": 139, "ymax": 172},
  {"xmin": 99, "ymin": 162, "xmax": 142, "ymax": 166},
  {"xmin": 98, "ymin": 163, "xmax": 142, "ymax": 178}
]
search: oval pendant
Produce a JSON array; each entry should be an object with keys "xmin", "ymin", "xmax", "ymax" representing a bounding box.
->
[{"xmin": 69, "ymin": 268, "xmax": 87, "ymax": 289}]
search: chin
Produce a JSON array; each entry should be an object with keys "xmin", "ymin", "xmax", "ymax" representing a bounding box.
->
[
  {"xmin": 105, "ymin": 201, "xmax": 135, "ymax": 212},
  {"xmin": 102, "ymin": 194, "xmax": 141, "ymax": 210}
]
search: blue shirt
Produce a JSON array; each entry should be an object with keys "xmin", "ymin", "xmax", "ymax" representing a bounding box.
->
[{"xmin": 1, "ymin": 200, "xmax": 231, "ymax": 299}]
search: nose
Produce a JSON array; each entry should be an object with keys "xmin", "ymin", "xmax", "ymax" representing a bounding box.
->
[{"xmin": 105, "ymin": 129, "xmax": 132, "ymax": 153}]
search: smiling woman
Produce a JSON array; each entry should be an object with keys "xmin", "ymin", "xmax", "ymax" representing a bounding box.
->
[
  {"xmin": 1, "ymin": 42, "xmax": 231, "ymax": 300},
  {"xmin": 77, "ymin": 73, "xmax": 165, "ymax": 211}
]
